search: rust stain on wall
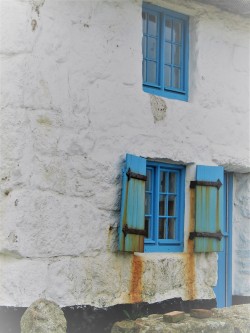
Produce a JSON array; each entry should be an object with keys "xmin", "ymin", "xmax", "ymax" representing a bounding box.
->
[
  {"xmin": 184, "ymin": 188, "xmax": 197, "ymax": 300},
  {"xmin": 121, "ymin": 181, "xmax": 129, "ymax": 252},
  {"xmin": 106, "ymin": 226, "xmax": 112, "ymax": 251},
  {"xmin": 37, "ymin": 116, "xmax": 52, "ymax": 126},
  {"xmin": 31, "ymin": 19, "xmax": 37, "ymax": 31},
  {"xmin": 130, "ymin": 255, "xmax": 144, "ymax": 303}
]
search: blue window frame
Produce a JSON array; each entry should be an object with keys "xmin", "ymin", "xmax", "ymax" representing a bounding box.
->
[
  {"xmin": 142, "ymin": 3, "xmax": 189, "ymax": 101},
  {"xmin": 144, "ymin": 162, "xmax": 185, "ymax": 252}
]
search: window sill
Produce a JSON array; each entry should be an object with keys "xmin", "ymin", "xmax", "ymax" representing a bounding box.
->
[
  {"xmin": 143, "ymin": 85, "xmax": 188, "ymax": 102},
  {"xmin": 144, "ymin": 244, "xmax": 184, "ymax": 253}
]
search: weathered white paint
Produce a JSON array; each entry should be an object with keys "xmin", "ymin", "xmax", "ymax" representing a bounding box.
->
[
  {"xmin": 233, "ymin": 173, "xmax": 250, "ymax": 296},
  {"xmin": 0, "ymin": 0, "xmax": 249, "ymax": 307}
]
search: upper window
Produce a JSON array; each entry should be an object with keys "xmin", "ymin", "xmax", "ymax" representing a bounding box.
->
[
  {"xmin": 142, "ymin": 4, "xmax": 189, "ymax": 101},
  {"xmin": 144, "ymin": 162, "xmax": 185, "ymax": 252}
]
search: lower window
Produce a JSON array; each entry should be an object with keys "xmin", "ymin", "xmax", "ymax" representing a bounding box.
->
[{"xmin": 144, "ymin": 162, "xmax": 185, "ymax": 252}]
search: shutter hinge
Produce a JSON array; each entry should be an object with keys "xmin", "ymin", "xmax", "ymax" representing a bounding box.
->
[
  {"xmin": 189, "ymin": 231, "xmax": 223, "ymax": 241},
  {"xmin": 122, "ymin": 224, "xmax": 147, "ymax": 237},
  {"xmin": 126, "ymin": 168, "xmax": 147, "ymax": 181},
  {"xmin": 190, "ymin": 179, "xmax": 222, "ymax": 190}
]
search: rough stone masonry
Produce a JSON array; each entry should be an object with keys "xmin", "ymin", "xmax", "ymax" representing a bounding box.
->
[
  {"xmin": 111, "ymin": 304, "xmax": 250, "ymax": 333},
  {"xmin": 21, "ymin": 299, "xmax": 67, "ymax": 333},
  {"xmin": 0, "ymin": 0, "xmax": 249, "ymax": 310}
]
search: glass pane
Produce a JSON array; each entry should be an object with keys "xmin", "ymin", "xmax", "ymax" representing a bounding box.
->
[
  {"xmin": 147, "ymin": 61, "xmax": 157, "ymax": 84},
  {"xmin": 173, "ymin": 20, "xmax": 182, "ymax": 43},
  {"xmin": 159, "ymin": 195, "xmax": 166, "ymax": 216},
  {"xmin": 173, "ymin": 67, "xmax": 181, "ymax": 89},
  {"xmin": 148, "ymin": 37, "xmax": 157, "ymax": 60},
  {"xmin": 142, "ymin": 11, "xmax": 147, "ymax": 33},
  {"xmin": 169, "ymin": 172, "xmax": 176, "ymax": 193},
  {"xmin": 145, "ymin": 217, "xmax": 150, "ymax": 238},
  {"xmin": 143, "ymin": 60, "xmax": 146, "ymax": 82},
  {"xmin": 146, "ymin": 169, "xmax": 152, "ymax": 191},
  {"xmin": 145, "ymin": 193, "xmax": 151, "ymax": 214},
  {"xmin": 159, "ymin": 218, "xmax": 166, "ymax": 239},
  {"xmin": 173, "ymin": 45, "xmax": 181, "ymax": 66},
  {"xmin": 164, "ymin": 42, "xmax": 171, "ymax": 64},
  {"xmin": 160, "ymin": 171, "xmax": 167, "ymax": 192},
  {"xmin": 164, "ymin": 66, "xmax": 171, "ymax": 87},
  {"xmin": 168, "ymin": 218, "xmax": 175, "ymax": 239},
  {"xmin": 168, "ymin": 195, "xmax": 176, "ymax": 216},
  {"xmin": 148, "ymin": 14, "xmax": 157, "ymax": 36},
  {"xmin": 165, "ymin": 18, "xmax": 172, "ymax": 41},
  {"xmin": 142, "ymin": 36, "xmax": 146, "ymax": 58}
]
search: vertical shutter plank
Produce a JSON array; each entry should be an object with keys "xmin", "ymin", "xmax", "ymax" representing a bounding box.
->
[
  {"xmin": 118, "ymin": 154, "xmax": 146, "ymax": 252},
  {"xmin": 194, "ymin": 165, "xmax": 224, "ymax": 252}
]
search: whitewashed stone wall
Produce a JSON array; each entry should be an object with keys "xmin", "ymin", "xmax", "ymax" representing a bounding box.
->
[
  {"xmin": 233, "ymin": 173, "xmax": 250, "ymax": 296},
  {"xmin": 0, "ymin": 0, "xmax": 249, "ymax": 307}
]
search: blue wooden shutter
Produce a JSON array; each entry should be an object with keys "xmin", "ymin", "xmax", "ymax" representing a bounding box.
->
[
  {"xmin": 118, "ymin": 154, "xmax": 146, "ymax": 252},
  {"xmin": 192, "ymin": 165, "xmax": 224, "ymax": 252}
]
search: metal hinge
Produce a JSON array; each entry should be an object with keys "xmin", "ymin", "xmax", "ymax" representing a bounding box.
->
[
  {"xmin": 126, "ymin": 168, "xmax": 147, "ymax": 181},
  {"xmin": 122, "ymin": 224, "xmax": 147, "ymax": 237},
  {"xmin": 190, "ymin": 179, "xmax": 222, "ymax": 190},
  {"xmin": 189, "ymin": 231, "xmax": 223, "ymax": 241}
]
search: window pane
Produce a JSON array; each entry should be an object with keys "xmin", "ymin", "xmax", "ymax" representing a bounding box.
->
[
  {"xmin": 173, "ymin": 20, "xmax": 182, "ymax": 43},
  {"xmin": 165, "ymin": 18, "xmax": 172, "ymax": 41},
  {"xmin": 145, "ymin": 217, "xmax": 150, "ymax": 238},
  {"xmin": 173, "ymin": 67, "xmax": 181, "ymax": 89},
  {"xmin": 169, "ymin": 172, "xmax": 176, "ymax": 193},
  {"xmin": 146, "ymin": 169, "xmax": 152, "ymax": 191},
  {"xmin": 160, "ymin": 171, "xmax": 167, "ymax": 192},
  {"xmin": 168, "ymin": 195, "xmax": 176, "ymax": 216},
  {"xmin": 145, "ymin": 193, "xmax": 151, "ymax": 214},
  {"xmin": 173, "ymin": 45, "xmax": 181, "ymax": 66},
  {"xmin": 159, "ymin": 218, "xmax": 166, "ymax": 239},
  {"xmin": 148, "ymin": 14, "xmax": 158, "ymax": 36},
  {"xmin": 147, "ymin": 61, "xmax": 157, "ymax": 84},
  {"xmin": 164, "ymin": 65, "xmax": 171, "ymax": 87},
  {"xmin": 164, "ymin": 42, "xmax": 171, "ymax": 64},
  {"xmin": 148, "ymin": 37, "xmax": 157, "ymax": 60},
  {"xmin": 168, "ymin": 218, "xmax": 175, "ymax": 239},
  {"xmin": 142, "ymin": 11, "xmax": 147, "ymax": 33},
  {"xmin": 159, "ymin": 195, "xmax": 166, "ymax": 216}
]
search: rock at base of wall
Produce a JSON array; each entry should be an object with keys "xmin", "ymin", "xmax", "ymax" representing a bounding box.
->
[
  {"xmin": 111, "ymin": 304, "xmax": 250, "ymax": 333},
  {"xmin": 20, "ymin": 299, "xmax": 67, "ymax": 333},
  {"xmin": 212, "ymin": 305, "xmax": 250, "ymax": 333}
]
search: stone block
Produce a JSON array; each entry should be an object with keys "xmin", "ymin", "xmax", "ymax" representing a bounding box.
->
[
  {"xmin": 190, "ymin": 309, "xmax": 213, "ymax": 319},
  {"xmin": 20, "ymin": 298, "xmax": 66, "ymax": 333},
  {"xmin": 111, "ymin": 320, "xmax": 137, "ymax": 333},
  {"xmin": 163, "ymin": 311, "xmax": 185, "ymax": 323}
]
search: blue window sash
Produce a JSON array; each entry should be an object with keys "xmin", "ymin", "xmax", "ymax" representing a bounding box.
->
[
  {"xmin": 145, "ymin": 166, "xmax": 155, "ymax": 241},
  {"xmin": 144, "ymin": 162, "xmax": 185, "ymax": 252},
  {"xmin": 142, "ymin": 3, "xmax": 189, "ymax": 101},
  {"xmin": 143, "ymin": 9, "xmax": 161, "ymax": 86}
]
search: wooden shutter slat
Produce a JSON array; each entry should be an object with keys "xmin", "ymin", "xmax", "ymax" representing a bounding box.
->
[{"xmin": 194, "ymin": 165, "xmax": 224, "ymax": 253}]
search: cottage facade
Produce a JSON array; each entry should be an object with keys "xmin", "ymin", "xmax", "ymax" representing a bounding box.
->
[{"xmin": 0, "ymin": 0, "xmax": 249, "ymax": 313}]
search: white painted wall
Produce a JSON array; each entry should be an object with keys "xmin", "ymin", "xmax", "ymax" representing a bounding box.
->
[
  {"xmin": 0, "ymin": 0, "xmax": 249, "ymax": 307},
  {"xmin": 233, "ymin": 173, "xmax": 250, "ymax": 296}
]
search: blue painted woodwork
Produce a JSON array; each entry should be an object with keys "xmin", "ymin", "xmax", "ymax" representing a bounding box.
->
[
  {"xmin": 194, "ymin": 165, "xmax": 224, "ymax": 252},
  {"xmin": 144, "ymin": 161, "xmax": 185, "ymax": 252},
  {"xmin": 142, "ymin": 3, "xmax": 189, "ymax": 101},
  {"xmin": 118, "ymin": 154, "xmax": 146, "ymax": 252},
  {"xmin": 214, "ymin": 173, "xmax": 233, "ymax": 307}
]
